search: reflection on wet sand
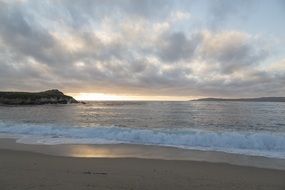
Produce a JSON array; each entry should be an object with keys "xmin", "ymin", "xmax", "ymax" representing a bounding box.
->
[
  {"xmin": 67, "ymin": 145, "xmax": 119, "ymax": 157},
  {"xmin": 0, "ymin": 138, "xmax": 285, "ymax": 170}
]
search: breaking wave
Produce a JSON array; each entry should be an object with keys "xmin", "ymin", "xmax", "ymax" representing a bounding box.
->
[{"xmin": 0, "ymin": 121, "xmax": 285, "ymax": 158}]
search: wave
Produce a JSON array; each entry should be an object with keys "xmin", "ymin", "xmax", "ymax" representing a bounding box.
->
[{"xmin": 0, "ymin": 121, "xmax": 285, "ymax": 158}]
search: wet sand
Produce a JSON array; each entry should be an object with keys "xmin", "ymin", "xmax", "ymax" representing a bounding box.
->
[{"xmin": 1, "ymin": 148, "xmax": 285, "ymax": 190}]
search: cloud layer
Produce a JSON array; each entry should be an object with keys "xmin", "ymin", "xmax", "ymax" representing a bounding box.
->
[{"xmin": 0, "ymin": 0, "xmax": 284, "ymax": 98}]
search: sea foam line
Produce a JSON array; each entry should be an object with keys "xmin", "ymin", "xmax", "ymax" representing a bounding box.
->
[{"xmin": 0, "ymin": 121, "xmax": 285, "ymax": 158}]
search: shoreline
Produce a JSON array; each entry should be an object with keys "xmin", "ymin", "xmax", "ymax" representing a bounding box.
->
[
  {"xmin": 1, "ymin": 148, "xmax": 285, "ymax": 190},
  {"xmin": 0, "ymin": 138, "xmax": 285, "ymax": 170}
]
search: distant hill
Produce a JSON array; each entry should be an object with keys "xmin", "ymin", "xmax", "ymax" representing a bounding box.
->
[
  {"xmin": 0, "ymin": 89, "xmax": 78, "ymax": 105},
  {"xmin": 193, "ymin": 97, "xmax": 285, "ymax": 102}
]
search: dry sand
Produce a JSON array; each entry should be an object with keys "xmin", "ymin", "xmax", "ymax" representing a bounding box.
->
[{"xmin": 0, "ymin": 149, "xmax": 285, "ymax": 190}]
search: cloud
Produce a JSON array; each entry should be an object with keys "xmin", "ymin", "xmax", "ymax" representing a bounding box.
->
[
  {"xmin": 207, "ymin": 0, "xmax": 255, "ymax": 28},
  {"xmin": 0, "ymin": 0, "xmax": 284, "ymax": 97},
  {"xmin": 157, "ymin": 32, "xmax": 202, "ymax": 62},
  {"xmin": 200, "ymin": 31, "xmax": 268, "ymax": 74}
]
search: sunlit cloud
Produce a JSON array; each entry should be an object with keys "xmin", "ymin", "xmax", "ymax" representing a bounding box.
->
[{"xmin": 0, "ymin": 0, "xmax": 284, "ymax": 99}]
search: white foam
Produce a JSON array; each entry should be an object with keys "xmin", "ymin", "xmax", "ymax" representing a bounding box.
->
[{"xmin": 0, "ymin": 121, "xmax": 285, "ymax": 158}]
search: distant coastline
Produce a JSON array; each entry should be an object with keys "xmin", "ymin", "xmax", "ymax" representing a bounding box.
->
[
  {"xmin": 0, "ymin": 89, "xmax": 78, "ymax": 105},
  {"xmin": 193, "ymin": 97, "xmax": 285, "ymax": 102}
]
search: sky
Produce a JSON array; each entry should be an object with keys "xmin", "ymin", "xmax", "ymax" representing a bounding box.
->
[{"xmin": 0, "ymin": 0, "xmax": 285, "ymax": 100}]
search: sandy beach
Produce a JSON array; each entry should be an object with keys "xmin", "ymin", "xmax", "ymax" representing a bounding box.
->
[{"xmin": 1, "ymin": 148, "xmax": 285, "ymax": 190}]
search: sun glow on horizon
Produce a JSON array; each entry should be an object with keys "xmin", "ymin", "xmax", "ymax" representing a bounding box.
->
[
  {"xmin": 68, "ymin": 93, "xmax": 197, "ymax": 101},
  {"xmin": 72, "ymin": 93, "xmax": 131, "ymax": 101}
]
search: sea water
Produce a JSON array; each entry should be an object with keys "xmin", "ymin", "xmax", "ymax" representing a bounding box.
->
[{"xmin": 0, "ymin": 101, "xmax": 285, "ymax": 159}]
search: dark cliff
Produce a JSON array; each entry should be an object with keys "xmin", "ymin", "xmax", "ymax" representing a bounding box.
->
[{"xmin": 0, "ymin": 89, "xmax": 78, "ymax": 105}]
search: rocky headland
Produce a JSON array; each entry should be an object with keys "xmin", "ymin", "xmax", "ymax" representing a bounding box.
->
[{"xmin": 0, "ymin": 89, "xmax": 79, "ymax": 105}]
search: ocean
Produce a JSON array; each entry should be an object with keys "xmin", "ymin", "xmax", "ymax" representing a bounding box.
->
[{"xmin": 0, "ymin": 101, "xmax": 285, "ymax": 159}]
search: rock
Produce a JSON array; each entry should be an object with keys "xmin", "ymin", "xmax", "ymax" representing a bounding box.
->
[{"xmin": 0, "ymin": 89, "xmax": 79, "ymax": 105}]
